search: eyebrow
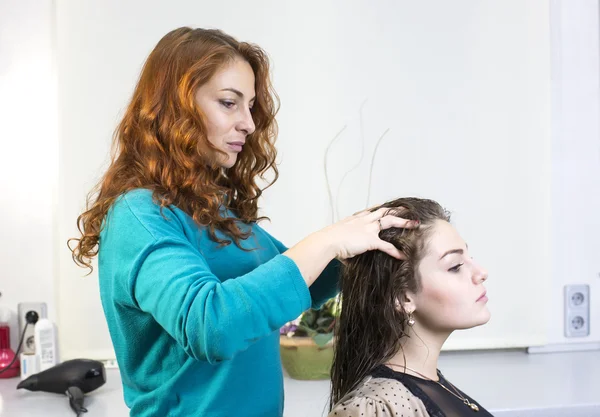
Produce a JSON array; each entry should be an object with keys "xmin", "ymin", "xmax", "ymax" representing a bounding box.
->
[
  {"xmin": 439, "ymin": 243, "xmax": 468, "ymax": 260},
  {"xmin": 220, "ymin": 88, "xmax": 255, "ymax": 101},
  {"xmin": 440, "ymin": 249, "xmax": 463, "ymax": 260}
]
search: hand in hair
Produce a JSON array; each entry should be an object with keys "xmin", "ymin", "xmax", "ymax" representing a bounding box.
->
[
  {"xmin": 327, "ymin": 207, "xmax": 417, "ymax": 260},
  {"xmin": 284, "ymin": 207, "xmax": 417, "ymax": 287}
]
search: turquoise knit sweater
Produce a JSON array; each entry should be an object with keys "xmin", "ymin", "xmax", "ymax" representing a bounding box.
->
[{"xmin": 98, "ymin": 189, "xmax": 339, "ymax": 416}]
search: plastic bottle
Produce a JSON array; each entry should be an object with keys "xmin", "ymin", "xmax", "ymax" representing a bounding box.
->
[{"xmin": 34, "ymin": 318, "xmax": 57, "ymax": 372}]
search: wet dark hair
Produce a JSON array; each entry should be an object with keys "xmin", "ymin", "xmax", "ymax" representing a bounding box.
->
[{"xmin": 330, "ymin": 197, "xmax": 450, "ymax": 407}]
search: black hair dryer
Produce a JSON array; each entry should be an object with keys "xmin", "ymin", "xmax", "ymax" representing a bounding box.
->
[{"xmin": 17, "ymin": 359, "xmax": 106, "ymax": 415}]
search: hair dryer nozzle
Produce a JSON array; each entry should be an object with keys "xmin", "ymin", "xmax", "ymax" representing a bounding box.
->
[{"xmin": 16, "ymin": 375, "xmax": 39, "ymax": 391}]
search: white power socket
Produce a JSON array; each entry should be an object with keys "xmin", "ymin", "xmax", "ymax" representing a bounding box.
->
[
  {"xmin": 17, "ymin": 302, "xmax": 48, "ymax": 354},
  {"xmin": 564, "ymin": 285, "xmax": 590, "ymax": 338}
]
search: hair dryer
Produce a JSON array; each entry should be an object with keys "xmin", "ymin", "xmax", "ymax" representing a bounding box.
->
[{"xmin": 17, "ymin": 359, "xmax": 106, "ymax": 416}]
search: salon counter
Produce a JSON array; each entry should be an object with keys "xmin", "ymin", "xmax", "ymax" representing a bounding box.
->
[{"xmin": 0, "ymin": 349, "xmax": 598, "ymax": 417}]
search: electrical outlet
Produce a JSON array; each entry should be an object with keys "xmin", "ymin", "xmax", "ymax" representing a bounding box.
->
[
  {"xmin": 564, "ymin": 285, "xmax": 590, "ymax": 337},
  {"xmin": 17, "ymin": 302, "xmax": 47, "ymax": 354}
]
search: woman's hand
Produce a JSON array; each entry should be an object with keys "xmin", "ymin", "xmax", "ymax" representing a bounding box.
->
[
  {"xmin": 284, "ymin": 207, "xmax": 418, "ymax": 287},
  {"xmin": 320, "ymin": 207, "xmax": 418, "ymax": 260}
]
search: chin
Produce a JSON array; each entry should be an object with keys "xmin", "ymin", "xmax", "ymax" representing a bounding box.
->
[
  {"xmin": 454, "ymin": 309, "xmax": 491, "ymax": 330},
  {"xmin": 474, "ymin": 309, "xmax": 491, "ymax": 327},
  {"xmin": 221, "ymin": 154, "xmax": 238, "ymax": 169}
]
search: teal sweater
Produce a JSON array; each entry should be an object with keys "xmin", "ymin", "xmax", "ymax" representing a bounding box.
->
[{"xmin": 98, "ymin": 189, "xmax": 339, "ymax": 417}]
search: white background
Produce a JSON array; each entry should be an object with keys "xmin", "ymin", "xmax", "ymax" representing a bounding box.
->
[{"xmin": 0, "ymin": 0, "xmax": 598, "ymax": 361}]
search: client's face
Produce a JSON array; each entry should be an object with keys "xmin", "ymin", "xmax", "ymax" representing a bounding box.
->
[{"xmin": 412, "ymin": 220, "xmax": 490, "ymax": 332}]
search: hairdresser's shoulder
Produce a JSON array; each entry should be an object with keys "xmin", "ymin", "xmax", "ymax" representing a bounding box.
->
[
  {"xmin": 328, "ymin": 377, "xmax": 430, "ymax": 417},
  {"xmin": 108, "ymin": 189, "xmax": 156, "ymax": 221},
  {"xmin": 112, "ymin": 188, "xmax": 155, "ymax": 210},
  {"xmin": 106, "ymin": 188, "xmax": 183, "ymax": 238},
  {"xmin": 110, "ymin": 189, "xmax": 171, "ymax": 218}
]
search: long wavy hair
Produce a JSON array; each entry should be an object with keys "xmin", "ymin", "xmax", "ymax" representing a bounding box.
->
[
  {"xmin": 330, "ymin": 197, "xmax": 450, "ymax": 407},
  {"xmin": 69, "ymin": 27, "xmax": 280, "ymax": 271}
]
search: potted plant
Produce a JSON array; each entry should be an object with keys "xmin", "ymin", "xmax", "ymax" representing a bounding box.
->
[{"xmin": 279, "ymin": 297, "xmax": 340, "ymax": 380}]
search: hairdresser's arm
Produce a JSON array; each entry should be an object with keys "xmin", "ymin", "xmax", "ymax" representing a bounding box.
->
[
  {"xmin": 133, "ymin": 239, "xmax": 308, "ymax": 363},
  {"xmin": 262, "ymin": 229, "xmax": 341, "ymax": 309}
]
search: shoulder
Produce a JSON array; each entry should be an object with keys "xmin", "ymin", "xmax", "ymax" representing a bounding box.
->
[
  {"xmin": 107, "ymin": 188, "xmax": 156, "ymax": 217},
  {"xmin": 113, "ymin": 188, "xmax": 163, "ymax": 218},
  {"xmin": 329, "ymin": 377, "xmax": 429, "ymax": 417},
  {"xmin": 104, "ymin": 188, "xmax": 184, "ymax": 242}
]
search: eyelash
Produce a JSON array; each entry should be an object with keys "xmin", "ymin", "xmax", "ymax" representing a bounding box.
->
[
  {"xmin": 220, "ymin": 100, "xmax": 255, "ymax": 112},
  {"xmin": 448, "ymin": 263, "xmax": 464, "ymax": 273},
  {"xmin": 220, "ymin": 100, "xmax": 235, "ymax": 109}
]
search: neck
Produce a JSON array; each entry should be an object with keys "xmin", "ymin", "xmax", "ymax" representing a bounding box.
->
[{"xmin": 386, "ymin": 324, "xmax": 451, "ymax": 381}]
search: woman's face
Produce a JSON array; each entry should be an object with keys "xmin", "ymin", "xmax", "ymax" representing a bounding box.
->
[
  {"xmin": 195, "ymin": 58, "xmax": 256, "ymax": 168},
  {"xmin": 410, "ymin": 220, "xmax": 490, "ymax": 332}
]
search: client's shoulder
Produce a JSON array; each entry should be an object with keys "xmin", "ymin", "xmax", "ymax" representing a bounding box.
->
[{"xmin": 328, "ymin": 376, "xmax": 429, "ymax": 417}]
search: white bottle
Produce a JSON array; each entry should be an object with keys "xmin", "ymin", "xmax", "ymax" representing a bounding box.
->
[
  {"xmin": 20, "ymin": 352, "xmax": 40, "ymax": 379},
  {"xmin": 34, "ymin": 319, "xmax": 57, "ymax": 371}
]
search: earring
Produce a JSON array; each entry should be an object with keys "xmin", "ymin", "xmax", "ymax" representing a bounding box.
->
[{"xmin": 407, "ymin": 313, "xmax": 415, "ymax": 327}]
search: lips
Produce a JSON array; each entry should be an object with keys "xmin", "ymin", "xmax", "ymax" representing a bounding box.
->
[
  {"xmin": 227, "ymin": 141, "xmax": 245, "ymax": 152},
  {"xmin": 476, "ymin": 291, "xmax": 488, "ymax": 302}
]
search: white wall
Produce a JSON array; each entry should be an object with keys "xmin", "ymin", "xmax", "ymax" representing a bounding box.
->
[
  {"xmin": 0, "ymin": 0, "xmax": 58, "ymax": 350},
  {"xmin": 548, "ymin": 0, "xmax": 600, "ymax": 346}
]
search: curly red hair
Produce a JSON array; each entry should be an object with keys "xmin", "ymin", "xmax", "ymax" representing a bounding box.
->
[{"xmin": 69, "ymin": 27, "xmax": 280, "ymax": 271}]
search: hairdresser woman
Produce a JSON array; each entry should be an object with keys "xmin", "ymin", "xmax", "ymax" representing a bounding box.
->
[{"xmin": 69, "ymin": 27, "xmax": 416, "ymax": 417}]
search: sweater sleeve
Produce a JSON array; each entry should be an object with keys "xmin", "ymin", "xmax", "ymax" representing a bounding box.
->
[
  {"xmin": 107, "ymin": 198, "xmax": 312, "ymax": 364},
  {"xmin": 261, "ymin": 228, "xmax": 340, "ymax": 309}
]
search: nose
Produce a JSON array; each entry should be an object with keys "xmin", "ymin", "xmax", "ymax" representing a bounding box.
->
[
  {"xmin": 472, "ymin": 261, "xmax": 488, "ymax": 285},
  {"xmin": 237, "ymin": 108, "xmax": 256, "ymax": 136}
]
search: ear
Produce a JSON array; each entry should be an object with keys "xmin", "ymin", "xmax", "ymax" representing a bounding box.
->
[{"xmin": 396, "ymin": 292, "xmax": 417, "ymax": 314}]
